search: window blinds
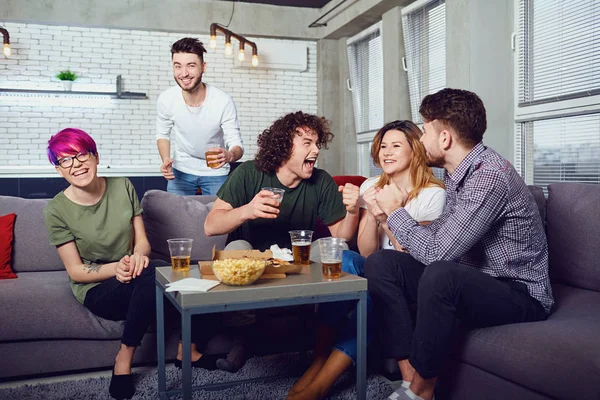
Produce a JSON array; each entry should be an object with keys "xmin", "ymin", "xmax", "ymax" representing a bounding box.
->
[
  {"xmin": 402, "ymin": 0, "xmax": 446, "ymax": 123},
  {"xmin": 519, "ymin": 0, "xmax": 600, "ymax": 106},
  {"xmin": 516, "ymin": 0, "xmax": 600, "ymax": 191}
]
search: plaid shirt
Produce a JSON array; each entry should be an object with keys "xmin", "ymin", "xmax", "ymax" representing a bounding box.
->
[{"xmin": 388, "ymin": 143, "xmax": 554, "ymax": 313}]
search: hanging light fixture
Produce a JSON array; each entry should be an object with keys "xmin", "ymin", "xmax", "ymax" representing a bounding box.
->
[
  {"xmin": 209, "ymin": 23, "xmax": 258, "ymax": 66},
  {"xmin": 0, "ymin": 27, "xmax": 10, "ymax": 57}
]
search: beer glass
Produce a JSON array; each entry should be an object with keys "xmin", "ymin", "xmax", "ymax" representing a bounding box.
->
[
  {"xmin": 262, "ymin": 187, "xmax": 285, "ymax": 204},
  {"xmin": 289, "ymin": 230, "xmax": 313, "ymax": 266},
  {"xmin": 318, "ymin": 237, "xmax": 345, "ymax": 279},
  {"xmin": 167, "ymin": 238, "xmax": 193, "ymax": 271},
  {"xmin": 205, "ymin": 143, "xmax": 221, "ymax": 168}
]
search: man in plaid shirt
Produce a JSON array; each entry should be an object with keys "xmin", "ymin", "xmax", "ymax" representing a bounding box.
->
[{"xmin": 365, "ymin": 89, "xmax": 553, "ymax": 400}]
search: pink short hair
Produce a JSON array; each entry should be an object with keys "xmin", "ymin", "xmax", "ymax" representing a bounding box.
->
[{"xmin": 47, "ymin": 128, "xmax": 98, "ymax": 166}]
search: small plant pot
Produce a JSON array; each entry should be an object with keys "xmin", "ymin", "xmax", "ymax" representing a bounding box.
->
[{"xmin": 62, "ymin": 81, "xmax": 73, "ymax": 91}]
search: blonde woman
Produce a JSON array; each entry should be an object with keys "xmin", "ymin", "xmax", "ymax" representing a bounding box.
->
[{"xmin": 287, "ymin": 120, "xmax": 445, "ymax": 400}]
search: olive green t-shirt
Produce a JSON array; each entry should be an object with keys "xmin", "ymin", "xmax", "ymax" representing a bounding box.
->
[
  {"xmin": 43, "ymin": 177, "xmax": 143, "ymax": 304},
  {"xmin": 217, "ymin": 160, "xmax": 347, "ymax": 251}
]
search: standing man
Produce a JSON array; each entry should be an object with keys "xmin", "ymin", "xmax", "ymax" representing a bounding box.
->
[
  {"xmin": 366, "ymin": 89, "xmax": 553, "ymax": 400},
  {"xmin": 157, "ymin": 37, "xmax": 244, "ymax": 195}
]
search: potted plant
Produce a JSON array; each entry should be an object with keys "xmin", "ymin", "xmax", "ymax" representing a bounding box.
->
[{"xmin": 56, "ymin": 70, "xmax": 77, "ymax": 91}]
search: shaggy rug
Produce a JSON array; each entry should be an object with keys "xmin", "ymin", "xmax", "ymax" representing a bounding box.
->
[{"xmin": 0, "ymin": 352, "xmax": 393, "ymax": 399}]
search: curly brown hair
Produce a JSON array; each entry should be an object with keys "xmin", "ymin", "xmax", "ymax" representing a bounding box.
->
[
  {"xmin": 419, "ymin": 88, "xmax": 487, "ymax": 148},
  {"xmin": 254, "ymin": 111, "xmax": 334, "ymax": 173}
]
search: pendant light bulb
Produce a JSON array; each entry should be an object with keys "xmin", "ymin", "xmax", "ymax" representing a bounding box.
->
[
  {"xmin": 238, "ymin": 49, "xmax": 245, "ymax": 62},
  {"xmin": 3, "ymin": 43, "xmax": 10, "ymax": 57},
  {"xmin": 224, "ymin": 42, "xmax": 233, "ymax": 56},
  {"xmin": 209, "ymin": 35, "xmax": 217, "ymax": 49},
  {"xmin": 251, "ymin": 54, "xmax": 259, "ymax": 67}
]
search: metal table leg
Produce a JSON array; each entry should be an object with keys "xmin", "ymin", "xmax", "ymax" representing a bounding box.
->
[
  {"xmin": 156, "ymin": 284, "xmax": 167, "ymax": 399},
  {"xmin": 181, "ymin": 309, "xmax": 192, "ymax": 400},
  {"xmin": 356, "ymin": 291, "xmax": 367, "ymax": 400}
]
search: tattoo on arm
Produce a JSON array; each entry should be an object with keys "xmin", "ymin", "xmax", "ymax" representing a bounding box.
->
[{"xmin": 85, "ymin": 262, "xmax": 102, "ymax": 273}]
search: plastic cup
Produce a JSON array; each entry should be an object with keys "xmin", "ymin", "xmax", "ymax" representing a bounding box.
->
[
  {"xmin": 205, "ymin": 143, "xmax": 221, "ymax": 168},
  {"xmin": 289, "ymin": 230, "xmax": 313, "ymax": 265},
  {"xmin": 167, "ymin": 238, "xmax": 193, "ymax": 271},
  {"xmin": 318, "ymin": 237, "xmax": 345, "ymax": 279},
  {"xmin": 262, "ymin": 187, "xmax": 285, "ymax": 204}
]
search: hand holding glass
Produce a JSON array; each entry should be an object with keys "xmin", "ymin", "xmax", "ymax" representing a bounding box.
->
[
  {"xmin": 167, "ymin": 238, "xmax": 193, "ymax": 271},
  {"xmin": 205, "ymin": 143, "xmax": 222, "ymax": 168},
  {"xmin": 262, "ymin": 187, "xmax": 285, "ymax": 204}
]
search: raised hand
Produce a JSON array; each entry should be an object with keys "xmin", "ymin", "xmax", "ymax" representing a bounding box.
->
[
  {"xmin": 375, "ymin": 183, "xmax": 409, "ymax": 216},
  {"xmin": 339, "ymin": 183, "xmax": 360, "ymax": 215}
]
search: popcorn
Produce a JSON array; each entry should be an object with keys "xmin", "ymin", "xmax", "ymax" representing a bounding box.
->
[{"xmin": 212, "ymin": 258, "xmax": 266, "ymax": 286}]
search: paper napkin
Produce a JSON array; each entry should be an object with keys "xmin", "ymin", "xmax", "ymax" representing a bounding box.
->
[
  {"xmin": 165, "ymin": 278, "xmax": 220, "ymax": 293},
  {"xmin": 270, "ymin": 244, "xmax": 294, "ymax": 261}
]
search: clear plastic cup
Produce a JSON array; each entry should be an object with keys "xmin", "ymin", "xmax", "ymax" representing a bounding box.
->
[
  {"xmin": 262, "ymin": 187, "xmax": 285, "ymax": 204},
  {"xmin": 289, "ymin": 230, "xmax": 313, "ymax": 265},
  {"xmin": 167, "ymin": 238, "xmax": 193, "ymax": 271},
  {"xmin": 205, "ymin": 143, "xmax": 221, "ymax": 168},
  {"xmin": 318, "ymin": 237, "xmax": 345, "ymax": 279}
]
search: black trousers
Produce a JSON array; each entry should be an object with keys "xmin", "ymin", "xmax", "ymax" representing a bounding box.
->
[{"xmin": 364, "ymin": 250, "xmax": 547, "ymax": 379}]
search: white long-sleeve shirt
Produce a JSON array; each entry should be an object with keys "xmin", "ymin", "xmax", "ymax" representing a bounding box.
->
[{"xmin": 156, "ymin": 83, "xmax": 243, "ymax": 176}]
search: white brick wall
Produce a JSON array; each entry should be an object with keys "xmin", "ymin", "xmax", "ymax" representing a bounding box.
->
[{"xmin": 0, "ymin": 22, "xmax": 318, "ymax": 171}]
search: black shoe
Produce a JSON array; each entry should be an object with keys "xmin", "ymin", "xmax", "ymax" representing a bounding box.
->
[
  {"xmin": 174, "ymin": 353, "xmax": 219, "ymax": 370},
  {"xmin": 109, "ymin": 367, "xmax": 135, "ymax": 400},
  {"xmin": 216, "ymin": 337, "xmax": 252, "ymax": 373}
]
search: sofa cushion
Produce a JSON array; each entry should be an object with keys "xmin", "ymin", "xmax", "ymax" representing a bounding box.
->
[
  {"xmin": 0, "ymin": 271, "xmax": 125, "ymax": 341},
  {"xmin": 141, "ymin": 190, "xmax": 228, "ymax": 262},
  {"xmin": 457, "ymin": 284, "xmax": 600, "ymax": 400},
  {"xmin": 0, "ymin": 196, "xmax": 64, "ymax": 272},
  {"xmin": 546, "ymin": 183, "xmax": 600, "ymax": 291},
  {"xmin": 527, "ymin": 185, "xmax": 546, "ymax": 228},
  {"xmin": 0, "ymin": 213, "xmax": 17, "ymax": 279}
]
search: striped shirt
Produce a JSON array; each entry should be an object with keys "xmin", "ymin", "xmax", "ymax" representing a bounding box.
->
[{"xmin": 387, "ymin": 143, "xmax": 554, "ymax": 313}]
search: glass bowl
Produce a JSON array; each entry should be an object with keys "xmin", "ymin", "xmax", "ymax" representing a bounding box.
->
[{"xmin": 211, "ymin": 258, "xmax": 266, "ymax": 286}]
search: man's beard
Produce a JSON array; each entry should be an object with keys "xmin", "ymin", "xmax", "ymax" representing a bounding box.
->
[
  {"xmin": 175, "ymin": 75, "xmax": 203, "ymax": 92},
  {"xmin": 425, "ymin": 151, "xmax": 444, "ymax": 168}
]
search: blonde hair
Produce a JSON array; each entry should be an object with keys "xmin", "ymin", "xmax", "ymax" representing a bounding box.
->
[{"xmin": 370, "ymin": 120, "xmax": 444, "ymax": 201}]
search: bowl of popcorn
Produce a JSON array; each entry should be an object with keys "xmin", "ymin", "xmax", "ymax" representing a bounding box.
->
[{"xmin": 211, "ymin": 258, "xmax": 266, "ymax": 286}]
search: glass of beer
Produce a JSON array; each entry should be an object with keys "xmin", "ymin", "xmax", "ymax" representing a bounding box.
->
[
  {"xmin": 205, "ymin": 143, "xmax": 221, "ymax": 169},
  {"xmin": 262, "ymin": 187, "xmax": 285, "ymax": 204},
  {"xmin": 289, "ymin": 230, "xmax": 313, "ymax": 266},
  {"xmin": 318, "ymin": 237, "xmax": 345, "ymax": 279},
  {"xmin": 167, "ymin": 238, "xmax": 193, "ymax": 272}
]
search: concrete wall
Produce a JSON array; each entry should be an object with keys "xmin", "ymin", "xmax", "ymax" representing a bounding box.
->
[
  {"xmin": 0, "ymin": 21, "xmax": 317, "ymax": 173},
  {"xmin": 447, "ymin": 0, "xmax": 514, "ymax": 161},
  {"xmin": 1, "ymin": 0, "xmax": 323, "ymax": 40}
]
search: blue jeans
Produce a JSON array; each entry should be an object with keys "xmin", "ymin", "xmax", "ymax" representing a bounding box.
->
[
  {"xmin": 167, "ymin": 168, "xmax": 228, "ymax": 196},
  {"xmin": 317, "ymin": 250, "xmax": 373, "ymax": 364}
]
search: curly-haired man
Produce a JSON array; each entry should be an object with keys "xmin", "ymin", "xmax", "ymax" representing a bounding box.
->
[
  {"xmin": 204, "ymin": 111, "xmax": 360, "ymax": 374},
  {"xmin": 205, "ymin": 111, "xmax": 360, "ymax": 251}
]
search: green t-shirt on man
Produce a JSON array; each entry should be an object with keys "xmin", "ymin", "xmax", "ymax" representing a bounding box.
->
[
  {"xmin": 217, "ymin": 160, "xmax": 346, "ymax": 251},
  {"xmin": 43, "ymin": 177, "xmax": 143, "ymax": 304}
]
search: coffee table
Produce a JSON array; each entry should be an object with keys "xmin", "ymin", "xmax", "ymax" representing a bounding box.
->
[{"xmin": 155, "ymin": 263, "xmax": 368, "ymax": 400}]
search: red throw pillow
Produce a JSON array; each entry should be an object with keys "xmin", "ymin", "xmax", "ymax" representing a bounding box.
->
[{"xmin": 0, "ymin": 213, "xmax": 17, "ymax": 279}]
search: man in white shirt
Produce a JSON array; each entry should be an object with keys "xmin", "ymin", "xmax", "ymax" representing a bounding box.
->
[{"xmin": 156, "ymin": 37, "xmax": 244, "ymax": 195}]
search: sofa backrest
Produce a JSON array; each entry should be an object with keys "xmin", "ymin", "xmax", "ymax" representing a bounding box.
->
[
  {"xmin": 141, "ymin": 190, "xmax": 228, "ymax": 262},
  {"xmin": 546, "ymin": 183, "xmax": 600, "ymax": 292},
  {"xmin": 0, "ymin": 195, "xmax": 64, "ymax": 272}
]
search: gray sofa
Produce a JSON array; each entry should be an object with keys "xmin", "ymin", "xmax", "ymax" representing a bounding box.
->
[
  {"xmin": 1, "ymin": 183, "xmax": 599, "ymax": 400},
  {"xmin": 0, "ymin": 189, "xmax": 309, "ymax": 381},
  {"xmin": 435, "ymin": 183, "xmax": 600, "ymax": 400}
]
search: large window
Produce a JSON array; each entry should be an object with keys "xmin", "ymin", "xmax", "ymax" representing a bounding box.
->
[
  {"xmin": 402, "ymin": 0, "xmax": 446, "ymax": 124},
  {"xmin": 515, "ymin": 0, "xmax": 600, "ymax": 191},
  {"xmin": 347, "ymin": 23, "xmax": 384, "ymax": 178}
]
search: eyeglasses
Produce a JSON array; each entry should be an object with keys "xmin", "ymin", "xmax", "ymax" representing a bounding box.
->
[{"xmin": 56, "ymin": 151, "xmax": 92, "ymax": 169}]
